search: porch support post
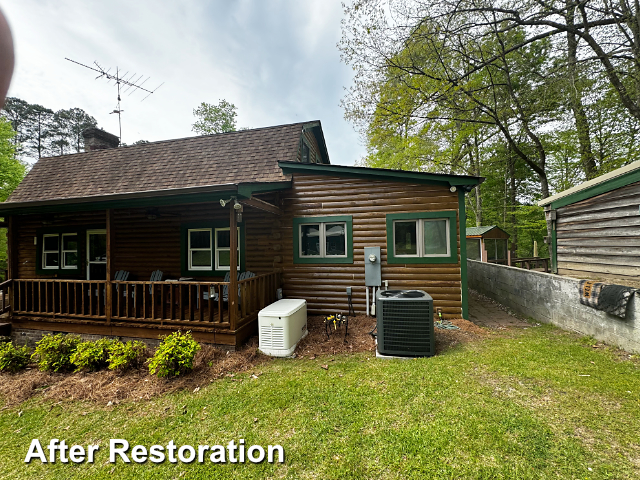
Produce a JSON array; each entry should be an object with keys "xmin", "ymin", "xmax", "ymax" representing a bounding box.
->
[
  {"xmin": 229, "ymin": 203, "xmax": 238, "ymax": 330},
  {"xmin": 106, "ymin": 209, "xmax": 113, "ymax": 324},
  {"xmin": 7, "ymin": 215, "xmax": 16, "ymax": 315}
]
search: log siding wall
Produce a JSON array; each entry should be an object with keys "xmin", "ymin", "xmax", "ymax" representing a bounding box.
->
[
  {"xmin": 280, "ymin": 173, "xmax": 463, "ymax": 317},
  {"xmin": 13, "ymin": 175, "xmax": 464, "ymax": 318},
  {"xmin": 556, "ymin": 180, "xmax": 640, "ymax": 287}
]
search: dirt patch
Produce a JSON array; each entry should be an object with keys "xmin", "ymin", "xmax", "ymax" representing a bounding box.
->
[
  {"xmin": 295, "ymin": 315, "xmax": 376, "ymax": 357},
  {"xmin": 434, "ymin": 318, "xmax": 488, "ymax": 353},
  {"xmin": 297, "ymin": 315, "xmax": 486, "ymax": 357}
]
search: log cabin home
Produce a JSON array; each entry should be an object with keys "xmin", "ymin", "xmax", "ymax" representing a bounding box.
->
[
  {"xmin": 0, "ymin": 121, "xmax": 482, "ymax": 348},
  {"xmin": 539, "ymin": 160, "xmax": 640, "ymax": 288}
]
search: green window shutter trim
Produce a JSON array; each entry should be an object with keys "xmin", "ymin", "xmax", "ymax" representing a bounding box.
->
[
  {"xmin": 35, "ymin": 227, "xmax": 88, "ymax": 276},
  {"xmin": 293, "ymin": 215, "xmax": 353, "ymax": 264},
  {"xmin": 385, "ymin": 211, "xmax": 458, "ymax": 264}
]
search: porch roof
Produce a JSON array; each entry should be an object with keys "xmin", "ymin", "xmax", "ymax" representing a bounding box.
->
[{"xmin": 2, "ymin": 121, "xmax": 318, "ymax": 213}]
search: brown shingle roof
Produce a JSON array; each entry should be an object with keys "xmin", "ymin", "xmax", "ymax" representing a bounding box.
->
[{"xmin": 6, "ymin": 122, "xmax": 306, "ymax": 204}]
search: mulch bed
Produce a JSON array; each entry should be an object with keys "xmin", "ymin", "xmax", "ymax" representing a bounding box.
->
[{"xmin": 0, "ymin": 314, "xmax": 488, "ymax": 407}]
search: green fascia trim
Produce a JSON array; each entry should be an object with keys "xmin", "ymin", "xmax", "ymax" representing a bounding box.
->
[
  {"xmin": 386, "ymin": 211, "xmax": 458, "ymax": 265},
  {"xmin": 180, "ymin": 221, "xmax": 246, "ymax": 277},
  {"xmin": 279, "ymin": 161, "xmax": 481, "ymax": 187},
  {"xmin": 35, "ymin": 226, "xmax": 90, "ymax": 276},
  {"xmin": 293, "ymin": 215, "xmax": 353, "ymax": 265},
  {"xmin": 458, "ymin": 191, "xmax": 469, "ymax": 319},
  {"xmin": 0, "ymin": 182, "xmax": 291, "ymax": 216},
  {"xmin": 550, "ymin": 168, "xmax": 640, "ymax": 209},
  {"xmin": 236, "ymin": 181, "xmax": 292, "ymax": 199}
]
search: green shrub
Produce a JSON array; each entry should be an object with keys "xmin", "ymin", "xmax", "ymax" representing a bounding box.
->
[
  {"xmin": 70, "ymin": 339, "xmax": 115, "ymax": 372},
  {"xmin": 0, "ymin": 336, "xmax": 11, "ymax": 344},
  {"xmin": 31, "ymin": 334, "xmax": 81, "ymax": 372},
  {"xmin": 107, "ymin": 340, "xmax": 146, "ymax": 371},
  {"xmin": 0, "ymin": 342, "xmax": 31, "ymax": 372},
  {"xmin": 148, "ymin": 331, "xmax": 200, "ymax": 377}
]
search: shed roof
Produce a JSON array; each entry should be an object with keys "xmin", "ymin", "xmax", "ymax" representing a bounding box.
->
[
  {"xmin": 466, "ymin": 225, "xmax": 509, "ymax": 237},
  {"xmin": 5, "ymin": 121, "xmax": 315, "ymax": 206},
  {"xmin": 538, "ymin": 160, "xmax": 640, "ymax": 209}
]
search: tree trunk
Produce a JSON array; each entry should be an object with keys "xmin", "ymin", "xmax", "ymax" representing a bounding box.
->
[
  {"xmin": 472, "ymin": 135, "xmax": 482, "ymax": 226},
  {"xmin": 566, "ymin": 2, "xmax": 597, "ymax": 179},
  {"xmin": 507, "ymin": 145, "xmax": 518, "ymax": 254}
]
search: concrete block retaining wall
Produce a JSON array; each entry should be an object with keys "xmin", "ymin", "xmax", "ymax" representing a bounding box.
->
[{"xmin": 467, "ymin": 260, "xmax": 640, "ymax": 354}]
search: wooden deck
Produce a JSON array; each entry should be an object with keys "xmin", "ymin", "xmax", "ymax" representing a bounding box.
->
[{"xmin": 1, "ymin": 272, "xmax": 281, "ymax": 347}]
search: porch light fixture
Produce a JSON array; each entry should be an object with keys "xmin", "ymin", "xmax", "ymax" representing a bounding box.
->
[
  {"xmin": 219, "ymin": 197, "xmax": 235, "ymax": 207},
  {"xmin": 449, "ymin": 186, "xmax": 457, "ymax": 193}
]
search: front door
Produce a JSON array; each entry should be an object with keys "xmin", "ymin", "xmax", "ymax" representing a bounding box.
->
[{"xmin": 87, "ymin": 230, "xmax": 107, "ymax": 280}]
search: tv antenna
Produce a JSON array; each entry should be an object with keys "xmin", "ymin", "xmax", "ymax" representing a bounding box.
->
[{"xmin": 65, "ymin": 57, "xmax": 164, "ymax": 142}]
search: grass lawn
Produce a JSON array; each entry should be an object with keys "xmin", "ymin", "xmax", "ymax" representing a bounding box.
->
[{"xmin": 1, "ymin": 324, "xmax": 639, "ymax": 479}]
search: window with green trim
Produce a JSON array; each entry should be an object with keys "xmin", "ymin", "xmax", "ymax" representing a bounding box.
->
[
  {"xmin": 393, "ymin": 218, "xmax": 450, "ymax": 258},
  {"xmin": 293, "ymin": 216, "xmax": 353, "ymax": 264},
  {"xmin": 181, "ymin": 223, "xmax": 244, "ymax": 276},
  {"xmin": 188, "ymin": 229, "xmax": 213, "ymax": 270},
  {"xmin": 214, "ymin": 227, "xmax": 240, "ymax": 271},
  {"xmin": 42, "ymin": 234, "xmax": 60, "ymax": 269},
  {"xmin": 386, "ymin": 211, "xmax": 457, "ymax": 264},
  {"xmin": 61, "ymin": 233, "xmax": 79, "ymax": 269},
  {"xmin": 36, "ymin": 228, "xmax": 83, "ymax": 275}
]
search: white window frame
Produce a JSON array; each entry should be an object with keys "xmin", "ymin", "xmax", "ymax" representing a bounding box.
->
[
  {"xmin": 61, "ymin": 233, "xmax": 78, "ymax": 269},
  {"xmin": 393, "ymin": 218, "xmax": 450, "ymax": 258},
  {"xmin": 299, "ymin": 222, "xmax": 348, "ymax": 259},
  {"xmin": 214, "ymin": 227, "xmax": 241, "ymax": 271},
  {"xmin": 42, "ymin": 234, "xmax": 60, "ymax": 270},
  {"xmin": 188, "ymin": 228, "xmax": 213, "ymax": 271}
]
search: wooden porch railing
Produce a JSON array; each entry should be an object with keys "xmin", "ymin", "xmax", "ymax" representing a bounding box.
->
[
  {"xmin": 238, "ymin": 272, "xmax": 281, "ymax": 327},
  {"xmin": 14, "ymin": 279, "xmax": 108, "ymax": 319},
  {"xmin": 11, "ymin": 272, "xmax": 282, "ymax": 330},
  {"xmin": 0, "ymin": 279, "xmax": 12, "ymax": 315},
  {"xmin": 111, "ymin": 281, "xmax": 228, "ymax": 326}
]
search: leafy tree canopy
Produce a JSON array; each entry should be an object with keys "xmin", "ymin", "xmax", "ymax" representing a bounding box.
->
[{"xmin": 192, "ymin": 100, "xmax": 237, "ymax": 135}]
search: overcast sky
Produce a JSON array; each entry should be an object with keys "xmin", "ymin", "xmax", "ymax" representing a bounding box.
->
[{"xmin": 2, "ymin": 0, "xmax": 365, "ymax": 165}]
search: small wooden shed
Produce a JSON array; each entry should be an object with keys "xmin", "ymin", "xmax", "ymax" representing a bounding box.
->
[
  {"xmin": 465, "ymin": 226, "xmax": 510, "ymax": 264},
  {"xmin": 539, "ymin": 160, "xmax": 640, "ymax": 287}
]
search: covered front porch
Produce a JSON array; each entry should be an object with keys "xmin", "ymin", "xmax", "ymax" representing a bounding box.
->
[
  {"xmin": 0, "ymin": 272, "xmax": 280, "ymax": 347},
  {"xmin": 2, "ymin": 186, "xmax": 286, "ymax": 348}
]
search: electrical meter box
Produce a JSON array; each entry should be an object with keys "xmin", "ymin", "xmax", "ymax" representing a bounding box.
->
[{"xmin": 364, "ymin": 246, "xmax": 381, "ymax": 287}]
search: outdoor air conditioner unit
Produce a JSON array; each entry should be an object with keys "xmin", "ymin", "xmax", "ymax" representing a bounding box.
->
[
  {"xmin": 258, "ymin": 299, "xmax": 308, "ymax": 357},
  {"xmin": 376, "ymin": 289, "xmax": 434, "ymax": 357}
]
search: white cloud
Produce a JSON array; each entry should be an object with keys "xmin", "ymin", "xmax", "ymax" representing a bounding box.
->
[{"xmin": 2, "ymin": 0, "xmax": 364, "ymax": 164}]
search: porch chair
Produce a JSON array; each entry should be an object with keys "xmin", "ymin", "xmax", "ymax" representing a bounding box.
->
[
  {"xmin": 131, "ymin": 270, "xmax": 163, "ymax": 299},
  {"xmin": 89, "ymin": 270, "xmax": 130, "ymax": 302},
  {"xmin": 223, "ymin": 271, "xmax": 255, "ymax": 302},
  {"xmin": 114, "ymin": 270, "xmax": 130, "ymax": 297}
]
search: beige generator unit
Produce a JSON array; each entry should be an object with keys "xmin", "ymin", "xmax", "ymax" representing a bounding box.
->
[{"xmin": 258, "ymin": 299, "xmax": 308, "ymax": 357}]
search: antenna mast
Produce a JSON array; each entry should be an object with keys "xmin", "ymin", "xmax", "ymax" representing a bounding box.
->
[{"xmin": 65, "ymin": 58, "xmax": 164, "ymax": 143}]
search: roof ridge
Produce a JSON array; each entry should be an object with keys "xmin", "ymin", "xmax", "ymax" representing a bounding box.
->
[{"xmin": 37, "ymin": 120, "xmax": 315, "ymax": 161}]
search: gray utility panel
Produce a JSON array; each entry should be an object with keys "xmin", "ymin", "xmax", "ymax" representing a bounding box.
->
[{"xmin": 364, "ymin": 246, "xmax": 381, "ymax": 287}]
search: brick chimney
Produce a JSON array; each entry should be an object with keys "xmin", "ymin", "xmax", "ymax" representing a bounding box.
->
[{"xmin": 82, "ymin": 127, "xmax": 120, "ymax": 151}]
